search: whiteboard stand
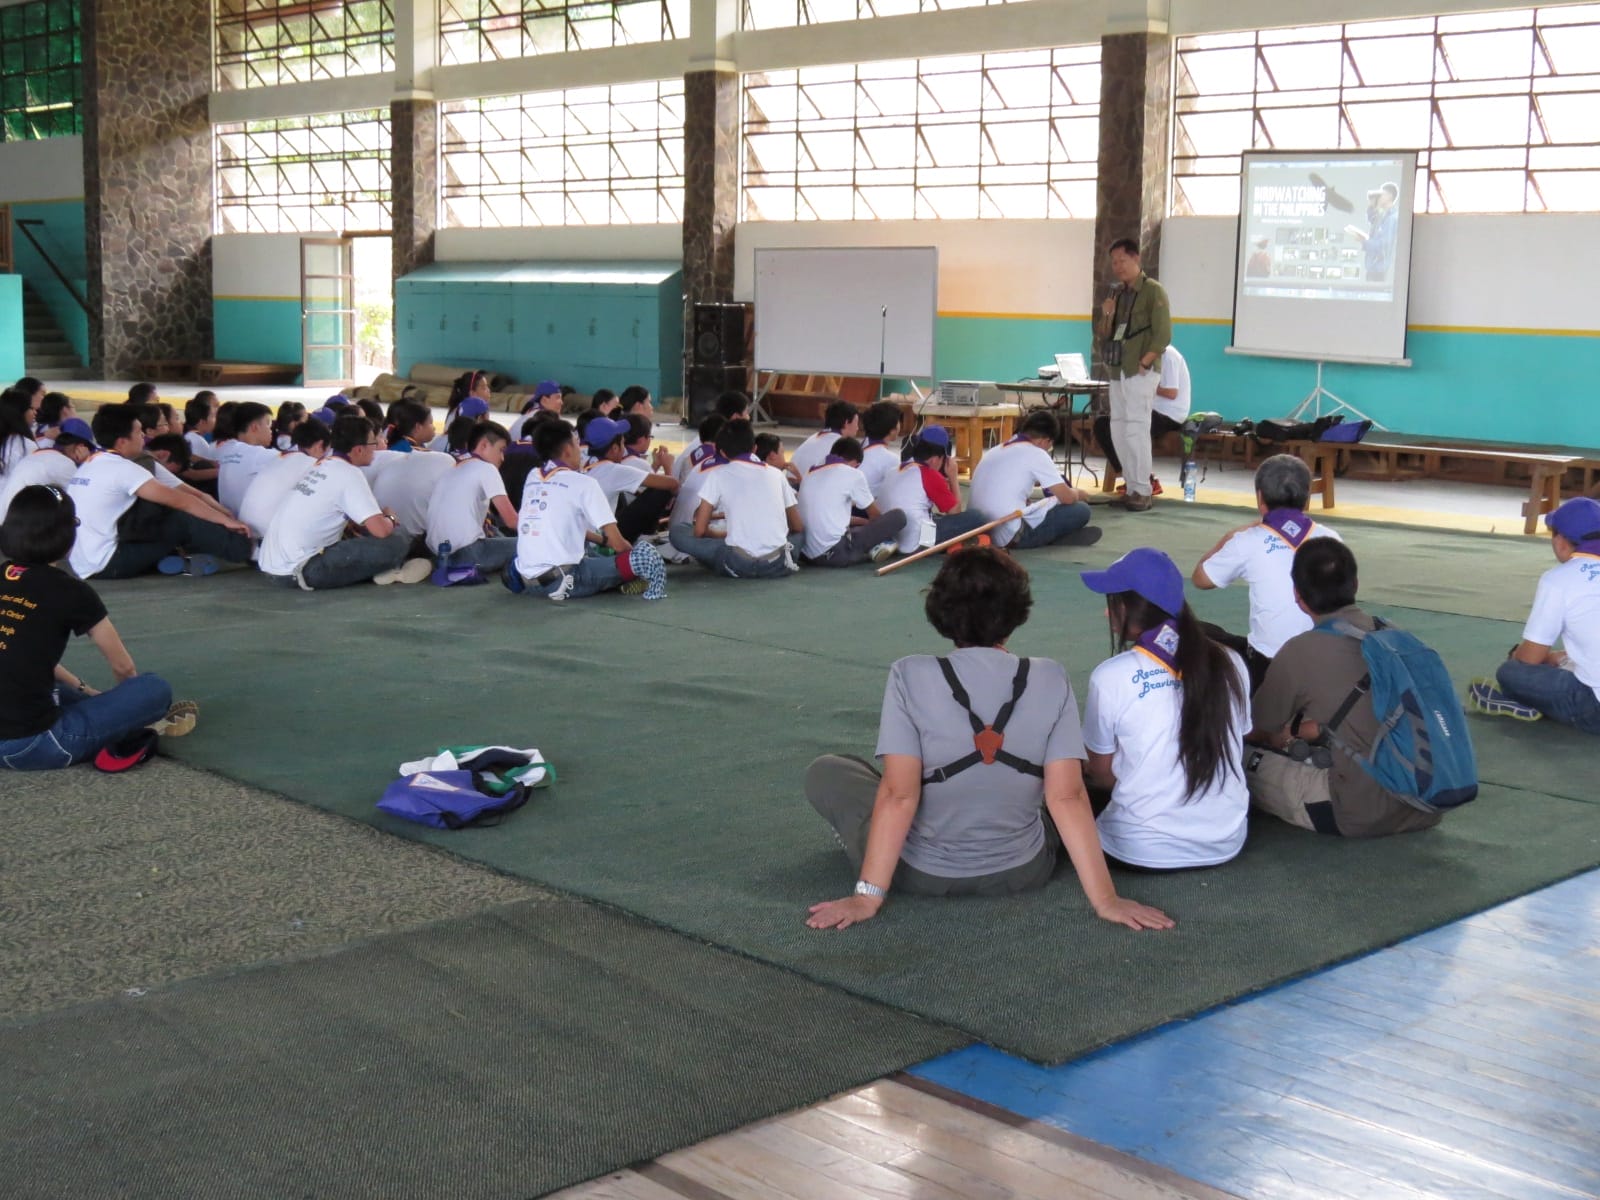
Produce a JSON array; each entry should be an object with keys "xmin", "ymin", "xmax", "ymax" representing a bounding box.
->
[{"xmin": 1289, "ymin": 361, "xmax": 1386, "ymax": 430}]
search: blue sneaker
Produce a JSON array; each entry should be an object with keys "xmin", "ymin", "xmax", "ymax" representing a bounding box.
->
[
  {"xmin": 157, "ymin": 554, "xmax": 219, "ymax": 577},
  {"xmin": 1467, "ymin": 678, "xmax": 1542, "ymax": 722},
  {"xmin": 501, "ymin": 559, "xmax": 525, "ymax": 594},
  {"xmin": 157, "ymin": 555, "xmax": 186, "ymax": 575}
]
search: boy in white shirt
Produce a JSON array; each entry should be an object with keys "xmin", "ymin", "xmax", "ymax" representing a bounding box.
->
[
  {"xmin": 669, "ymin": 414, "xmax": 726, "ymax": 531},
  {"xmin": 503, "ymin": 419, "xmax": 667, "ymax": 602},
  {"xmin": 258, "ymin": 415, "xmax": 427, "ymax": 590},
  {"xmin": 859, "ymin": 401, "xmax": 905, "ymax": 497},
  {"xmin": 968, "ymin": 410, "xmax": 1098, "ymax": 550},
  {"xmin": 876, "ymin": 425, "xmax": 990, "ymax": 554},
  {"xmin": 583, "ymin": 415, "xmax": 679, "ymax": 542},
  {"xmin": 0, "ymin": 419, "xmax": 96, "ymax": 519},
  {"xmin": 426, "ymin": 421, "xmax": 520, "ymax": 574},
  {"xmin": 796, "ymin": 437, "xmax": 904, "ymax": 566},
  {"xmin": 506, "ymin": 381, "xmax": 563, "ymax": 443},
  {"xmin": 1192, "ymin": 454, "xmax": 1343, "ymax": 692},
  {"xmin": 670, "ymin": 420, "xmax": 804, "ymax": 579},
  {"xmin": 371, "ymin": 440, "xmax": 455, "ymax": 547},
  {"xmin": 789, "ymin": 401, "xmax": 861, "ymax": 479},
  {"xmin": 674, "ymin": 391, "xmax": 749, "ymax": 483},
  {"xmin": 215, "ymin": 402, "xmax": 279, "ymax": 514},
  {"xmin": 237, "ymin": 418, "xmax": 328, "ymax": 539},
  {"xmin": 1469, "ymin": 496, "xmax": 1600, "ymax": 732},
  {"xmin": 68, "ymin": 405, "xmax": 253, "ymax": 580}
]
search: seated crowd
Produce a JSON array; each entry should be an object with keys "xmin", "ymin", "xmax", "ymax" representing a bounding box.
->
[{"xmin": 2, "ymin": 375, "xmax": 1594, "ymax": 938}]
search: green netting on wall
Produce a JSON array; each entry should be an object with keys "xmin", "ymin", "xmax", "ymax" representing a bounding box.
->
[{"xmin": 0, "ymin": 0, "xmax": 80, "ymax": 142}]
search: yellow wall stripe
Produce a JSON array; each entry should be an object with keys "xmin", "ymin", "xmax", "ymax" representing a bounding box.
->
[
  {"xmin": 935, "ymin": 312, "xmax": 1599, "ymax": 338},
  {"xmin": 215, "ymin": 294, "xmax": 300, "ymax": 303}
]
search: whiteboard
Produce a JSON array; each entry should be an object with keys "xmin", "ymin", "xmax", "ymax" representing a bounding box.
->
[{"xmin": 754, "ymin": 247, "xmax": 938, "ymax": 378}]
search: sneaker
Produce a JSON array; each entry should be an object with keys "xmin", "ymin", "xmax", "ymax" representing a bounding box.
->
[
  {"xmin": 157, "ymin": 554, "xmax": 219, "ymax": 577},
  {"xmin": 658, "ymin": 542, "xmax": 693, "ymax": 565},
  {"xmin": 620, "ymin": 578, "xmax": 648, "ymax": 595},
  {"xmin": 501, "ymin": 560, "xmax": 526, "ymax": 594},
  {"xmin": 545, "ymin": 571, "xmax": 576, "ymax": 603},
  {"xmin": 1118, "ymin": 493, "xmax": 1155, "ymax": 513},
  {"xmin": 781, "ymin": 542, "xmax": 800, "ymax": 574},
  {"xmin": 149, "ymin": 700, "xmax": 199, "ymax": 738},
  {"xmin": 374, "ymin": 557, "xmax": 432, "ymax": 586},
  {"xmin": 1149, "ymin": 476, "xmax": 1164, "ymax": 497},
  {"xmin": 870, "ymin": 540, "xmax": 897, "ymax": 564},
  {"xmin": 1466, "ymin": 678, "xmax": 1542, "ymax": 721},
  {"xmin": 1060, "ymin": 526, "xmax": 1104, "ymax": 547}
]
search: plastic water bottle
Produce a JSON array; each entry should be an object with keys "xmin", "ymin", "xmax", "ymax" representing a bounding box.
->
[{"xmin": 1182, "ymin": 460, "xmax": 1197, "ymax": 503}]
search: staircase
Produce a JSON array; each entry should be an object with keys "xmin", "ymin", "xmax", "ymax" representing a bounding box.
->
[{"xmin": 21, "ymin": 282, "xmax": 84, "ymax": 381}]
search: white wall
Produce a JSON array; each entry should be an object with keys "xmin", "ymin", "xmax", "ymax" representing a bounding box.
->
[
  {"xmin": 0, "ymin": 135, "xmax": 84, "ymax": 203},
  {"xmin": 734, "ymin": 220, "xmax": 1097, "ymax": 316},
  {"xmin": 1161, "ymin": 214, "xmax": 1600, "ymax": 331},
  {"xmin": 212, "ymin": 233, "xmax": 304, "ymax": 298},
  {"xmin": 435, "ymin": 225, "xmax": 683, "ymax": 263}
]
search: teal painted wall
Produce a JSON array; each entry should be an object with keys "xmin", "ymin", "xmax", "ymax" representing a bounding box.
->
[
  {"xmin": 934, "ymin": 315, "xmax": 1600, "ymax": 449},
  {"xmin": 10, "ymin": 199, "xmax": 88, "ymax": 367},
  {"xmin": 213, "ymin": 297, "xmax": 302, "ymax": 370},
  {"xmin": 0, "ymin": 274, "xmax": 24, "ymax": 381}
]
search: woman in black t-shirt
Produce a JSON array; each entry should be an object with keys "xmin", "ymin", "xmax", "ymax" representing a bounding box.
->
[{"xmin": 0, "ymin": 486, "xmax": 176, "ymax": 769}]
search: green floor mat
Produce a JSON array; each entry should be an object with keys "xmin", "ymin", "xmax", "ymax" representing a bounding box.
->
[
  {"xmin": 68, "ymin": 510, "xmax": 1597, "ymax": 1065},
  {"xmin": 0, "ymin": 898, "xmax": 964, "ymax": 1200}
]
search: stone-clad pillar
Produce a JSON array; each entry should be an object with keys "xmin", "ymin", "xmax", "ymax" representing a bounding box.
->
[
  {"xmin": 681, "ymin": 69, "xmax": 739, "ymax": 308},
  {"xmin": 1093, "ymin": 32, "xmax": 1172, "ymax": 296},
  {"xmin": 391, "ymin": 99, "xmax": 438, "ymax": 284},
  {"xmin": 81, "ymin": 0, "xmax": 214, "ymax": 377}
]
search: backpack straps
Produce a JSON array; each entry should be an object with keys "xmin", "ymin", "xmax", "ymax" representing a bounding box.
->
[{"xmin": 923, "ymin": 657, "xmax": 1045, "ymax": 785}]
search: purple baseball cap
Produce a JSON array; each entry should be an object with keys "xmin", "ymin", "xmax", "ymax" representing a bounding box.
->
[
  {"xmin": 1547, "ymin": 497, "xmax": 1600, "ymax": 543},
  {"xmin": 1081, "ymin": 548, "xmax": 1185, "ymax": 618},
  {"xmin": 54, "ymin": 417, "xmax": 98, "ymax": 448},
  {"xmin": 458, "ymin": 396, "xmax": 491, "ymax": 419},
  {"xmin": 917, "ymin": 424, "xmax": 951, "ymax": 450},
  {"xmin": 533, "ymin": 379, "xmax": 561, "ymax": 399},
  {"xmin": 582, "ymin": 416, "xmax": 631, "ymax": 449}
]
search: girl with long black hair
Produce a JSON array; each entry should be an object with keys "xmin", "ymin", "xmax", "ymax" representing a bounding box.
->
[{"xmin": 1080, "ymin": 548, "xmax": 1250, "ymax": 869}]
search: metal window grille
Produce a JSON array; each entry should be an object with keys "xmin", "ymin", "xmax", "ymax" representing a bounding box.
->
[
  {"xmin": 741, "ymin": 0, "xmax": 1007, "ymax": 33},
  {"xmin": 215, "ymin": 0, "xmax": 395, "ymax": 91},
  {"xmin": 215, "ymin": 109, "xmax": 393, "ymax": 234},
  {"xmin": 0, "ymin": 0, "xmax": 81, "ymax": 142},
  {"xmin": 1173, "ymin": 6, "xmax": 1600, "ymax": 215},
  {"xmin": 742, "ymin": 47, "xmax": 1100, "ymax": 221},
  {"xmin": 439, "ymin": 0, "xmax": 685, "ymax": 62},
  {"xmin": 440, "ymin": 82, "xmax": 685, "ymax": 226}
]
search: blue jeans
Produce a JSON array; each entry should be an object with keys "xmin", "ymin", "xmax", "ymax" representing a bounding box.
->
[
  {"xmin": 933, "ymin": 509, "xmax": 993, "ymax": 544},
  {"xmin": 0, "ymin": 675, "xmax": 172, "ymax": 770},
  {"xmin": 522, "ymin": 549, "xmax": 624, "ymax": 600},
  {"xmin": 1007, "ymin": 499, "xmax": 1094, "ymax": 549},
  {"xmin": 444, "ymin": 536, "xmax": 518, "ymax": 573},
  {"xmin": 668, "ymin": 524, "xmax": 802, "ymax": 579},
  {"xmin": 1496, "ymin": 658, "xmax": 1600, "ymax": 734},
  {"xmin": 267, "ymin": 531, "xmax": 413, "ymax": 590}
]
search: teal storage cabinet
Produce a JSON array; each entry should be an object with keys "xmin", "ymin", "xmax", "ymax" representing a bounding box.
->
[
  {"xmin": 0, "ymin": 275, "xmax": 23, "ymax": 383},
  {"xmin": 394, "ymin": 262, "xmax": 684, "ymax": 401}
]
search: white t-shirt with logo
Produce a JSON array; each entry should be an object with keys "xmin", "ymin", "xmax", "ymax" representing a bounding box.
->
[
  {"xmin": 1523, "ymin": 553, "xmax": 1600, "ymax": 701},
  {"xmin": 514, "ymin": 464, "xmax": 618, "ymax": 578},
  {"xmin": 877, "ymin": 462, "xmax": 944, "ymax": 553},
  {"xmin": 861, "ymin": 443, "xmax": 900, "ymax": 497},
  {"xmin": 587, "ymin": 458, "xmax": 650, "ymax": 510},
  {"xmin": 427, "ymin": 457, "xmax": 508, "ymax": 554},
  {"xmin": 1200, "ymin": 519, "xmax": 1344, "ymax": 657},
  {"xmin": 671, "ymin": 455, "xmax": 719, "ymax": 526},
  {"xmin": 797, "ymin": 462, "xmax": 875, "ymax": 560},
  {"xmin": 258, "ymin": 456, "xmax": 383, "ymax": 577},
  {"xmin": 789, "ymin": 431, "xmax": 841, "ymax": 479},
  {"xmin": 372, "ymin": 450, "xmax": 455, "ymax": 538},
  {"xmin": 968, "ymin": 440, "xmax": 1067, "ymax": 547},
  {"xmin": 238, "ymin": 451, "xmax": 318, "ymax": 539},
  {"xmin": 215, "ymin": 441, "xmax": 279, "ymax": 514},
  {"xmin": 696, "ymin": 460, "xmax": 797, "ymax": 558},
  {"xmin": 1153, "ymin": 345, "xmax": 1192, "ymax": 424},
  {"xmin": 0, "ymin": 448, "xmax": 76, "ymax": 520},
  {"xmin": 66, "ymin": 453, "xmax": 180, "ymax": 578},
  {"xmin": 1084, "ymin": 647, "xmax": 1250, "ymax": 869}
]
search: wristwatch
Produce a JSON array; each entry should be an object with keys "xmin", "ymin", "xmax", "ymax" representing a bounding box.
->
[{"xmin": 854, "ymin": 880, "xmax": 885, "ymax": 899}]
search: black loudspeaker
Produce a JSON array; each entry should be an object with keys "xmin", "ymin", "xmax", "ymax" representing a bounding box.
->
[
  {"xmin": 692, "ymin": 302, "xmax": 749, "ymax": 366},
  {"xmin": 687, "ymin": 365, "xmax": 748, "ymax": 421}
]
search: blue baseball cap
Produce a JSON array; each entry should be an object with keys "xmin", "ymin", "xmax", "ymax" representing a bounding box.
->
[
  {"xmin": 918, "ymin": 424, "xmax": 951, "ymax": 450},
  {"xmin": 312, "ymin": 407, "xmax": 341, "ymax": 427},
  {"xmin": 533, "ymin": 379, "xmax": 561, "ymax": 398},
  {"xmin": 54, "ymin": 417, "xmax": 97, "ymax": 448},
  {"xmin": 582, "ymin": 416, "xmax": 630, "ymax": 449},
  {"xmin": 1547, "ymin": 497, "xmax": 1600, "ymax": 543},
  {"xmin": 458, "ymin": 396, "xmax": 491, "ymax": 419},
  {"xmin": 1081, "ymin": 548, "xmax": 1185, "ymax": 618}
]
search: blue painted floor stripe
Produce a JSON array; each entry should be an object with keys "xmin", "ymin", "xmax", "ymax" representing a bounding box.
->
[{"xmin": 911, "ymin": 869, "xmax": 1600, "ymax": 1200}]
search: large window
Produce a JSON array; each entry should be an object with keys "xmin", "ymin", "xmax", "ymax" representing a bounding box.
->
[
  {"xmin": 215, "ymin": 110, "xmax": 392, "ymax": 234},
  {"xmin": 1173, "ymin": 7, "xmax": 1600, "ymax": 215},
  {"xmin": 742, "ymin": 0, "xmax": 1011, "ymax": 33},
  {"xmin": 742, "ymin": 48, "xmax": 1100, "ymax": 221},
  {"xmin": 439, "ymin": 0, "xmax": 685, "ymax": 61},
  {"xmin": 0, "ymin": 0, "xmax": 81, "ymax": 142},
  {"xmin": 440, "ymin": 82, "xmax": 684, "ymax": 226},
  {"xmin": 215, "ymin": 0, "xmax": 394, "ymax": 91}
]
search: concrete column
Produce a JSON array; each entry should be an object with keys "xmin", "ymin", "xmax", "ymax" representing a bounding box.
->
[
  {"xmin": 391, "ymin": 99, "xmax": 438, "ymax": 283},
  {"xmin": 81, "ymin": 0, "xmax": 214, "ymax": 377},
  {"xmin": 681, "ymin": 70, "xmax": 739, "ymax": 308},
  {"xmin": 1092, "ymin": 30, "xmax": 1172, "ymax": 294}
]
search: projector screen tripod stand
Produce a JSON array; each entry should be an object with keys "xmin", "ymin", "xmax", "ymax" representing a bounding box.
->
[{"xmin": 1289, "ymin": 361, "xmax": 1386, "ymax": 430}]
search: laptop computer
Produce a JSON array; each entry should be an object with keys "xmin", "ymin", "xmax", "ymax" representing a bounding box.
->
[{"xmin": 1053, "ymin": 353, "xmax": 1089, "ymax": 383}]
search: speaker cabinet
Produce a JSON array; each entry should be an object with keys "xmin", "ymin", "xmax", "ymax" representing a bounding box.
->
[
  {"xmin": 686, "ymin": 365, "xmax": 749, "ymax": 421},
  {"xmin": 692, "ymin": 302, "xmax": 749, "ymax": 366}
]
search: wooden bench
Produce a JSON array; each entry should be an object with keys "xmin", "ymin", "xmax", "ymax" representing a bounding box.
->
[
  {"xmin": 139, "ymin": 359, "xmax": 197, "ymax": 382},
  {"xmin": 1348, "ymin": 443, "xmax": 1578, "ymax": 535},
  {"xmin": 1096, "ymin": 432, "xmax": 1338, "ymax": 510},
  {"xmin": 194, "ymin": 361, "xmax": 301, "ymax": 386}
]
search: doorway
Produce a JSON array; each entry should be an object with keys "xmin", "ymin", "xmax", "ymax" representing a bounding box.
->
[{"xmin": 299, "ymin": 234, "xmax": 393, "ymax": 388}]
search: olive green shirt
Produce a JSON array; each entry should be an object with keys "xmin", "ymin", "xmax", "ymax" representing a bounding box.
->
[{"xmin": 1104, "ymin": 273, "xmax": 1172, "ymax": 381}]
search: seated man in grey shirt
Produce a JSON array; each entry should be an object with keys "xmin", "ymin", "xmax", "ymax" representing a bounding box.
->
[{"xmin": 803, "ymin": 547, "xmax": 1174, "ymax": 933}]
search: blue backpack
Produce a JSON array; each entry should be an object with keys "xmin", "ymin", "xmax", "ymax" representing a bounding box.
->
[
  {"xmin": 377, "ymin": 770, "xmax": 531, "ymax": 830},
  {"xmin": 1318, "ymin": 618, "xmax": 1478, "ymax": 812}
]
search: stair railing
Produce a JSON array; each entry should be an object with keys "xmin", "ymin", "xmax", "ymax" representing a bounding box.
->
[{"xmin": 13, "ymin": 217, "xmax": 87, "ymax": 313}]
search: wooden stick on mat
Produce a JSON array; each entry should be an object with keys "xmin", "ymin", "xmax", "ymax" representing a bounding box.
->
[{"xmin": 876, "ymin": 510, "xmax": 1023, "ymax": 576}]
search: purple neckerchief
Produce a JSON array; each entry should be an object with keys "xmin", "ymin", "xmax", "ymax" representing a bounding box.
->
[
  {"xmin": 1262, "ymin": 507, "xmax": 1313, "ymax": 548},
  {"xmin": 1135, "ymin": 619, "xmax": 1182, "ymax": 676},
  {"xmin": 810, "ymin": 454, "xmax": 852, "ymax": 473},
  {"xmin": 1574, "ymin": 538, "xmax": 1600, "ymax": 557},
  {"xmin": 709, "ymin": 452, "xmax": 761, "ymax": 466},
  {"xmin": 689, "ymin": 443, "xmax": 718, "ymax": 466},
  {"xmin": 625, "ymin": 448, "xmax": 647, "ymax": 460}
]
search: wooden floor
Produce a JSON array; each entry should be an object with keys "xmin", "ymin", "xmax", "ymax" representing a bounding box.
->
[{"xmin": 554, "ymin": 1077, "xmax": 1234, "ymax": 1200}]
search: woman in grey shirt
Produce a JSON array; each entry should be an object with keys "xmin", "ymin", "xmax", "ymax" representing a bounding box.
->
[{"xmin": 805, "ymin": 547, "xmax": 1174, "ymax": 933}]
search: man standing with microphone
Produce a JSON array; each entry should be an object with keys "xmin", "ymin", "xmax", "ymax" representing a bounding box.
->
[{"xmin": 1098, "ymin": 238, "xmax": 1172, "ymax": 513}]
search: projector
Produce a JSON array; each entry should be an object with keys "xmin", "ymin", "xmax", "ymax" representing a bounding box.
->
[{"xmin": 936, "ymin": 380, "xmax": 1004, "ymax": 407}]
